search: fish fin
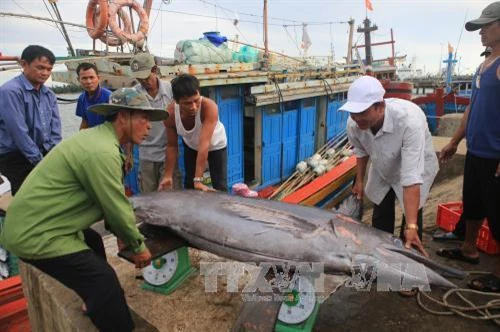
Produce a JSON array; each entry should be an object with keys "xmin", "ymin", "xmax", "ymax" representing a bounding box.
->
[
  {"xmin": 221, "ymin": 201, "xmax": 318, "ymax": 233},
  {"xmin": 333, "ymin": 213, "xmax": 361, "ymax": 224},
  {"xmin": 388, "ymin": 247, "xmax": 468, "ymax": 279}
]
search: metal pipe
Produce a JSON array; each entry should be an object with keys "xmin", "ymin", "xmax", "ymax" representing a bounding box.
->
[{"xmin": 0, "ymin": 56, "xmax": 20, "ymax": 62}]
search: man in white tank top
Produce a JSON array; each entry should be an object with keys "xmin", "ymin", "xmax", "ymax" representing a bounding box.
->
[{"xmin": 158, "ymin": 74, "xmax": 228, "ymax": 192}]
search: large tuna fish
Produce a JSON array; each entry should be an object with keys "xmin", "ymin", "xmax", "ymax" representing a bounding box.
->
[{"xmin": 131, "ymin": 190, "xmax": 466, "ymax": 289}]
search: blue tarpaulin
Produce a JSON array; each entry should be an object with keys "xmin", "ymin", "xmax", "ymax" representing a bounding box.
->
[{"xmin": 203, "ymin": 31, "xmax": 228, "ymax": 47}]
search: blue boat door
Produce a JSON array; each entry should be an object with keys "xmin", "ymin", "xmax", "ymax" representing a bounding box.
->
[
  {"xmin": 261, "ymin": 98, "xmax": 317, "ymax": 187},
  {"xmin": 216, "ymin": 86, "xmax": 244, "ymax": 189},
  {"xmin": 282, "ymin": 101, "xmax": 300, "ymax": 179},
  {"xmin": 261, "ymin": 106, "xmax": 282, "ymax": 186},
  {"xmin": 326, "ymin": 98, "xmax": 348, "ymax": 141},
  {"xmin": 298, "ymin": 98, "xmax": 317, "ymax": 160}
]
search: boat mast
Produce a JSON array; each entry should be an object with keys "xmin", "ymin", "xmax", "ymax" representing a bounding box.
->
[
  {"xmin": 263, "ymin": 0, "xmax": 269, "ymax": 69},
  {"xmin": 357, "ymin": 17, "xmax": 377, "ymax": 66},
  {"xmin": 47, "ymin": 0, "xmax": 75, "ymax": 57},
  {"xmin": 346, "ymin": 18, "xmax": 355, "ymax": 65}
]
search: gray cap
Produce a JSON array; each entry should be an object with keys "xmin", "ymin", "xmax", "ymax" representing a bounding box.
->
[
  {"xmin": 465, "ymin": 2, "xmax": 500, "ymax": 31},
  {"xmin": 88, "ymin": 88, "xmax": 167, "ymax": 121},
  {"xmin": 130, "ymin": 53, "xmax": 155, "ymax": 79}
]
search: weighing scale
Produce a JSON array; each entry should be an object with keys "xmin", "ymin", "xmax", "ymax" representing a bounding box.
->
[
  {"xmin": 142, "ymin": 246, "xmax": 196, "ymax": 295},
  {"xmin": 275, "ymin": 277, "xmax": 320, "ymax": 332},
  {"xmin": 118, "ymin": 223, "xmax": 196, "ymax": 295}
]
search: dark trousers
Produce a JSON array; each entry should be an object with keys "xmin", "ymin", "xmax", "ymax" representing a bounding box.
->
[
  {"xmin": 183, "ymin": 142, "xmax": 228, "ymax": 192},
  {"xmin": 83, "ymin": 228, "xmax": 106, "ymax": 259},
  {"xmin": 452, "ymin": 214, "xmax": 466, "ymax": 238},
  {"xmin": 0, "ymin": 151, "xmax": 35, "ymax": 195},
  {"xmin": 23, "ymin": 230, "xmax": 133, "ymax": 332},
  {"xmin": 462, "ymin": 153, "xmax": 500, "ymax": 241},
  {"xmin": 372, "ymin": 188, "xmax": 423, "ymax": 240}
]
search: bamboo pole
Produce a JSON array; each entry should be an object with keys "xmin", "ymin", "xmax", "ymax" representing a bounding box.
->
[{"xmin": 268, "ymin": 133, "xmax": 352, "ymax": 200}]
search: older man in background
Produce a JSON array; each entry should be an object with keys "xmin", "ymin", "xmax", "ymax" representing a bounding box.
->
[{"xmin": 130, "ymin": 53, "xmax": 182, "ymax": 192}]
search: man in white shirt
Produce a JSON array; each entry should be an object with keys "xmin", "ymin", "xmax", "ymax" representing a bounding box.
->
[{"xmin": 340, "ymin": 76, "xmax": 439, "ymax": 256}]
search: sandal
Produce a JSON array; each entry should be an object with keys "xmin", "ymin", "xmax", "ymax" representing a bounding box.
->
[
  {"xmin": 398, "ymin": 288, "xmax": 419, "ymax": 297},
  {"xmin": 432, "ymin": 230, "xmax": 464, "ymax": 242},
  {"xmin": 468, "ymin": 274, "xmax": 500, "ymax": 293},
  {"xmin": 436, "ymin": 248, "xmax": 480, "ymax": 265}
]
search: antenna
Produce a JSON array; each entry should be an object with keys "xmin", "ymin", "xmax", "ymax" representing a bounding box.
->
[{"xmin": 454, "ymin": 10, "xmax": 468, "ymax": 63}]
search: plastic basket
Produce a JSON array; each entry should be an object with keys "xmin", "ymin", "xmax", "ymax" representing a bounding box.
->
[
  {"xmin": 476, "ymin": 221, "xmax": 500, "ymax": 255},
  {"xmin": 436, "ymin": 202, "xmax": 462, "ymax": 232}
]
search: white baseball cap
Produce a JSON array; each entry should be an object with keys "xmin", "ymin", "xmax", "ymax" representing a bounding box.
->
[{"xmin": 339, "ymin": 76, "xmax": 385, "ymax": 114}]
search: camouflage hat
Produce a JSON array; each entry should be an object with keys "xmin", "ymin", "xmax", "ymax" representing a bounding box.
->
[
  {"xmin": 130, "ymin": 53, "xmax": 155, "ymax": 79},
  {"xmin": 465, "ymin": 2, "xmax": 500, "ymax": 31},
  {"xmin": 88, "ymin": 88, "xmax": 168, "ymax": 121}
]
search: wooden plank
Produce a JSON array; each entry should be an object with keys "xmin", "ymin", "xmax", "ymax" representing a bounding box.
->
[
  {"xmin": 282, "ymin": 156, "xmax": 356, "ymax": 204},
  {"xmin": 118, "ymin": 224, "xmax": 187, "ymax": 263},
  {"xmin": 253, "ymin": 87, "xmax": 351, "ymax": 106},
  {"xmin": 159, "ymin": 62, "xmax": 259, "ymax": 76},
  {"xmin": 301, "ymin": 168, "xmax": 356, "ymax": 206},
  {"xmin": 323, "ymin": 188, "xmax": 353, "ymax": 209},
  {"xmin": 230, "ymin": 290, "xmax": 282, "ymax": 332},
  {"xmin": 197, "ymin": 76, "xmax": 268, "ymax": 87},
  {"xmin": 250, "ymin": 77, "xmax": 357, "ymax": 94}
]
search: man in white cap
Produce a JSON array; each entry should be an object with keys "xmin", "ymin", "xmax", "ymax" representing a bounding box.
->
[
  {"xmin": 130, "ymin": 53, "xmax": 181, "ymax": 192},
  {"xmin": 0, "ymin": 88, "xmax": 164, "ymax": 331},
  {"xmin": 437, "ymin": 2, "xmax": 500, "ymax": 292},
  {"xmin": 340, "ymin": 75, "xmax": 438, "ymax": 256}
]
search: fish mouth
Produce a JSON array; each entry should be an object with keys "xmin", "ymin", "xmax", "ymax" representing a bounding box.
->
[
  {"xmin": 351, "ymin": 244, "xmax": 468, "ymax": 290},
  {"xmin": 386, "ymin": 247, "xmax": 467, "ymax": 280},
  {"xmin": 350, "ymin": 253, "xmax": 457, "ymax": 290}
]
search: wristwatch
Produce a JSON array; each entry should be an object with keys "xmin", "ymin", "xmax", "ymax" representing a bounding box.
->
[
  {"xmin": 193, "ymin": 177, "xmax": 203, "ymax": 183},
  {"xmin": 405, "ymin": 224, "xmax": 418, "ymax": 231}
]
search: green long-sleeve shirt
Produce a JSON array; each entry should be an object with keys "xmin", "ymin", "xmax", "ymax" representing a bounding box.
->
[{"xmin": 0, "ymin": 122, "xmax": 145, "ymax": 259}]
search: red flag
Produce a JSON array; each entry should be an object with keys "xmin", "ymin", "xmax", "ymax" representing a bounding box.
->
[{"xmin": 365, "ymin": 0, "xmax": 373, "ymax": 11}]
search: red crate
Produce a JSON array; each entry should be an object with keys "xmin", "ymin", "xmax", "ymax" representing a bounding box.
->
[
  {"xmin": 436, "ymin": 202, "xmax": 462, "ymax": 232},
  {"xmin": 476, "ymin": 221, "xmax": 500, "ymax": 255}
]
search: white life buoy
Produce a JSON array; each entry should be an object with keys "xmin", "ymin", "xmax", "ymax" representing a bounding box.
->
[{"xmin": 108, "ymin": 0, "xmax": 149, "ymax": 45}]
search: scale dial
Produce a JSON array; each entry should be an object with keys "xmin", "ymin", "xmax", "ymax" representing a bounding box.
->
[
  {"xmin": 142, "ymin": 251, "xmax": 178, "ymax": 286},
  {"xmin": 277, "ymin": 277, "xmax": 316, "ymax": 325}
]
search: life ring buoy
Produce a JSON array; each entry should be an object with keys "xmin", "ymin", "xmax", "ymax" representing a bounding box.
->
[
  {"xmin": 99, "ymin": 8, "xmax": 133, "ymax": 47},
  {"xmin": 86, "ymin": 0, "xmax": 108, "ymax": 39},
  {"xmin": 108, "ymin": 0, "xmax": 149, "ymax": 45}
]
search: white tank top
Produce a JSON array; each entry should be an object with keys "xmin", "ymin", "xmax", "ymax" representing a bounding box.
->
[{"xmin": 174, "ymin": 97, "xmax": 227, "ymax": 151}]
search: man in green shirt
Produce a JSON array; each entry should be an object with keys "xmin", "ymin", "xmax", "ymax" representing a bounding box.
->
[{"xmin": 0, "ymin": 88, "xmax": 167, "ymax": 331}]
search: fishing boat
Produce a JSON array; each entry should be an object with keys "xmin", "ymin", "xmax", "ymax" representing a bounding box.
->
[
  {"xmin": 27, "ymin": 0, "xmax": 365, "ymax": 199},
  {"xmin": 3, "ymin": 1, "xmax": 413, "ymax": 208},
  {"xmin": 411, "ymin": 44, "xmax": 470, "ymax": 134}
]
